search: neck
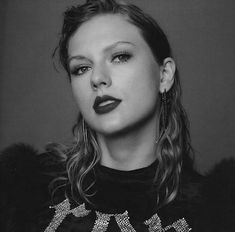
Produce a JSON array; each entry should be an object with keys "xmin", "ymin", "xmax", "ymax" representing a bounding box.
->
[{"xmin": 97, "ymin": 115, "xmax": 159, "ymax": 171}]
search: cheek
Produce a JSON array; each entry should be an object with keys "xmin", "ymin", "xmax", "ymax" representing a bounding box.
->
[
  {"xmin": 71, "ymin": 80, "xmax": 91, "ymax": 112},
  {"xmin": 134, "ymin": 67, "xmax": 160, "ymax": 113},
  {"xmin": 121, "ymin": 62, "xmax": 160, "ymax": 100},
  {"xmin": 142, "ymin": 62, "xmax": 160, "ymax": 97}
]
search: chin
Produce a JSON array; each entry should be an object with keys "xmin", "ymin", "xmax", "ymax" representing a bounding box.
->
[
  {"xmin": 95, "ymin": 121, "xmax": 125, "ymax": 136},
  {"xmin": 91, "ymin": 116, "xmax": 135, "ymax": 137},
  {"xmin": 94, "ymin": 119, "xmax": 146, "ymax": 137}
]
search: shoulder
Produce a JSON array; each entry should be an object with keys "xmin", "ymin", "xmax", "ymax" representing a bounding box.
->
[
  {"xmin": 0, "ymin": 143, "xmax": 63, "ymax": 193},
  {"xmin": 177, "ymin": 158, "xmax": 235, "ymax": 231},
  {"xmin": 195, "ymin": 158, "xmax": 235, "ymax": 231},
  {"xmin": 166, "ymin": 159, "xmax": 235, "ymax": 231},
  {"xmin": 0, "ymin": 143, "xmax": 65, "ymax": 232},
  {"xmin": 0, "ymin": 143, "xmax": 44, "ymax": 201}
]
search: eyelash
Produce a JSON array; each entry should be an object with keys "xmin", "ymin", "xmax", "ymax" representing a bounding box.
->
[
  {"xmin": 70, "ymin": 51, "xmax": 132, "ymax": 76},
  {"xmin": 70, "ymin": 66, "xmax": 91, "ymax": 76},
  {"xmin": 111, "ymin": 51, "xmax": 132, "ymax": 63}
]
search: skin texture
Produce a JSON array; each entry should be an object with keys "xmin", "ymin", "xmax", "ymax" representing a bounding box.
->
[{"xmin": 68, "ymin": 14, "xmax": 175, "ymax": 170}]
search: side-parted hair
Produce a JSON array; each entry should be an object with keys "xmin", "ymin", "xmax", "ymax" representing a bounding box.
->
[{"xmin": 51, "ymin": 0, "xmax": 194, "ymax": 208}]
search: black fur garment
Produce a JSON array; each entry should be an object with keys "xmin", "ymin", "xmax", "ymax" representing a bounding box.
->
[
  {"xmin": 0, "ymin": 144, "xmax": 64, "ymax": 232},
  {"xmin": 196, "ymin": 159, "xmax": 235, "ymax": 232},
  {"xmin": 0, "ymin": 144, "xmax": 235, "ymax": 232}
]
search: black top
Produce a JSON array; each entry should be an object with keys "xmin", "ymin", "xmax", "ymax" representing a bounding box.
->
[
  {"xmin": 1, "ymin": 144, "xmax": 235, "ymax": 232},
  {"xmin": 40, "ymin": 158, "xmax": 197, "ymax": 231},
  {"xmin": 91, "ymin": 159, "xmax": 160, "ymax": 219}
]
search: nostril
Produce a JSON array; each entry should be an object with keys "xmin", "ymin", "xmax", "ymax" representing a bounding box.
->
[
  {"xmin": 92, "ymin": 81, "xmax": 107, "ymax": 90},
  {"xmin": 90, "ymin": 69, "xmax": 112, "ymax": 90},
  {"xmin": 101, "ymin": 81, "xmax": 107, "ymax": 86}
]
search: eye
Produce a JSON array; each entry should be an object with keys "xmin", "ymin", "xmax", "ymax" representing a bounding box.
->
[
  {"xmin": 112, "ymin": 52, "xmax": 132, "ymax": 64},
  {"xmin": 70, "ymin": 66, "xmax": 91, "ymax": 76}
]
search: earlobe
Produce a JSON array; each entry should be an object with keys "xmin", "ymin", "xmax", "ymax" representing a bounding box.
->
[{"xmin": 159, "ymin": 57, "xmax": 176, "ymax": 93}]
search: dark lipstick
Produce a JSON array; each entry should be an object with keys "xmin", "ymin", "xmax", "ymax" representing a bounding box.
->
[{"xmin": 93, "ymin": 95, "xmax": 121, "ymax": 115}]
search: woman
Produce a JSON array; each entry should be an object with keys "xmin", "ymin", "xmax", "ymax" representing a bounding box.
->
[
  {"xmin": 1, "ymin": 0, "xmax": 234, "ymax": 231},
  {"xmin": 41, "ymin": 0, "xmax": 196, "ymax": 231}
]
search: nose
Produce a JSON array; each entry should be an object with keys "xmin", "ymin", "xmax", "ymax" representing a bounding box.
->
[{"xmin": 90, "ymin": 64, "xmax": 112, "ymax": 90}]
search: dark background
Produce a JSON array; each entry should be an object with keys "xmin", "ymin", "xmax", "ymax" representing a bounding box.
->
[{"xmin": 0, "ymin": 0, "xmax": 234, "ymax": 174}]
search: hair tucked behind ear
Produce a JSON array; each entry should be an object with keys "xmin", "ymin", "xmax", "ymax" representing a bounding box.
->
[
  {"xmin": 154, "ymin": 69, "xmax": 194, "ymax": 207},
  {"xmin": 50, "ymin": 0, "xmax": 194, "ymax": 208}
]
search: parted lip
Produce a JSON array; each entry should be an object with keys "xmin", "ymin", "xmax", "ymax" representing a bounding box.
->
[{"xmin": 93, "ymin": 95, "xmax": 121, "ymax": 111}]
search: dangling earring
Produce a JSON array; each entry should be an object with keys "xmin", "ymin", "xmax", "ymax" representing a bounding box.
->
[
  {"xmin": 162, "ymin": 89, "xmax": 168, "ymax": 131},
  {"xmin": 82, "ymin": 118, "xmax": 89, "ymax": 152},
  {"xmin": 156, "ymin": 89, "xmax": 168, "ymax": 144}
]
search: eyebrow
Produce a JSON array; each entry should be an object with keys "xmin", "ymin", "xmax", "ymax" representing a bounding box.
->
[
  {"xmin": 68, "ymin": 41, "xmax": 135, "ymax": 64},
  {"xmin": 103, "ymin": 41, "xmax": 135, "ymax": 52}
]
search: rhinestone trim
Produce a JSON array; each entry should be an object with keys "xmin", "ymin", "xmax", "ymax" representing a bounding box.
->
[
  {"xmin": 44, "ymin": 199, "xmax": 90, "ymax": 232},
  {"xmin": 145, "ymin": 214, "xmax": 192, "ymax": 232},
  {"xmin": 164, "ymin": 218, "xmax": 192, "ymax": 232},
  {"xmin": 115, "ymin": 211, "xmax": 136, "ymax": 232},
  {"xmin": 44, "ymin": 198, "xmax": 191, "ymax": 232},
  {"xmin": 91, "ymin": 210, "xmax": 136, "ymax": 232},
  {"xmin": 144, "ymin": 213, "xmax": 162, "ymax": 232},
  {"xmin": 91, "ymin": 211, "xmax": 111, "ymax": 232}
]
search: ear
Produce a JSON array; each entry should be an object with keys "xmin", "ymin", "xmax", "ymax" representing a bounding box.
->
[{"xmin": 159, "ymin": 57, "xmax": 176, "ymax": 93}]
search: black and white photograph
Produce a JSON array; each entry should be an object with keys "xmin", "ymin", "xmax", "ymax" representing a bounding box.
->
[{"xmin": 0, "ymin": 0, "xmax": 235, "ymax": 231}]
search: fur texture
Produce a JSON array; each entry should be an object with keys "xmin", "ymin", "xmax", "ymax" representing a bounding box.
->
[
  {"xmin": 196, "ymin": 159, "xmax": 235, "ymax": 232},
  {"xmin": 0, "ymin": 144, "xmax": 53, "ymax": 232}
]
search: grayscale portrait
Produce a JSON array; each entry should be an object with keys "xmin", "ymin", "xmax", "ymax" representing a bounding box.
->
[{"xmin": 0, "ymin": 0, "xmax": 234, "ymax": 231}]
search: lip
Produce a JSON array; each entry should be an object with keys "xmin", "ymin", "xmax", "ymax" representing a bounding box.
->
[{"xmin": 93, "ymin": 95, "xmax": 122, "ymax": 115}]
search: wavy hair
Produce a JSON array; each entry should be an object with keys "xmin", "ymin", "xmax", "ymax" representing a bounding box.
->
[{"xmin": 51, "ymin": 0, "xmax": 194, "ymax": 208}]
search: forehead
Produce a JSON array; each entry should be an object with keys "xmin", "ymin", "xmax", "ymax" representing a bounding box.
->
[{"xmin": 68, "ymin": 14, "xmax": 147, "ymax": 56}]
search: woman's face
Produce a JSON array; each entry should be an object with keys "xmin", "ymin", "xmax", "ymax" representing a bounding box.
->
[{"xmin": 68, "ymin": 14, "xmax": 161, "ymax": 136}]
